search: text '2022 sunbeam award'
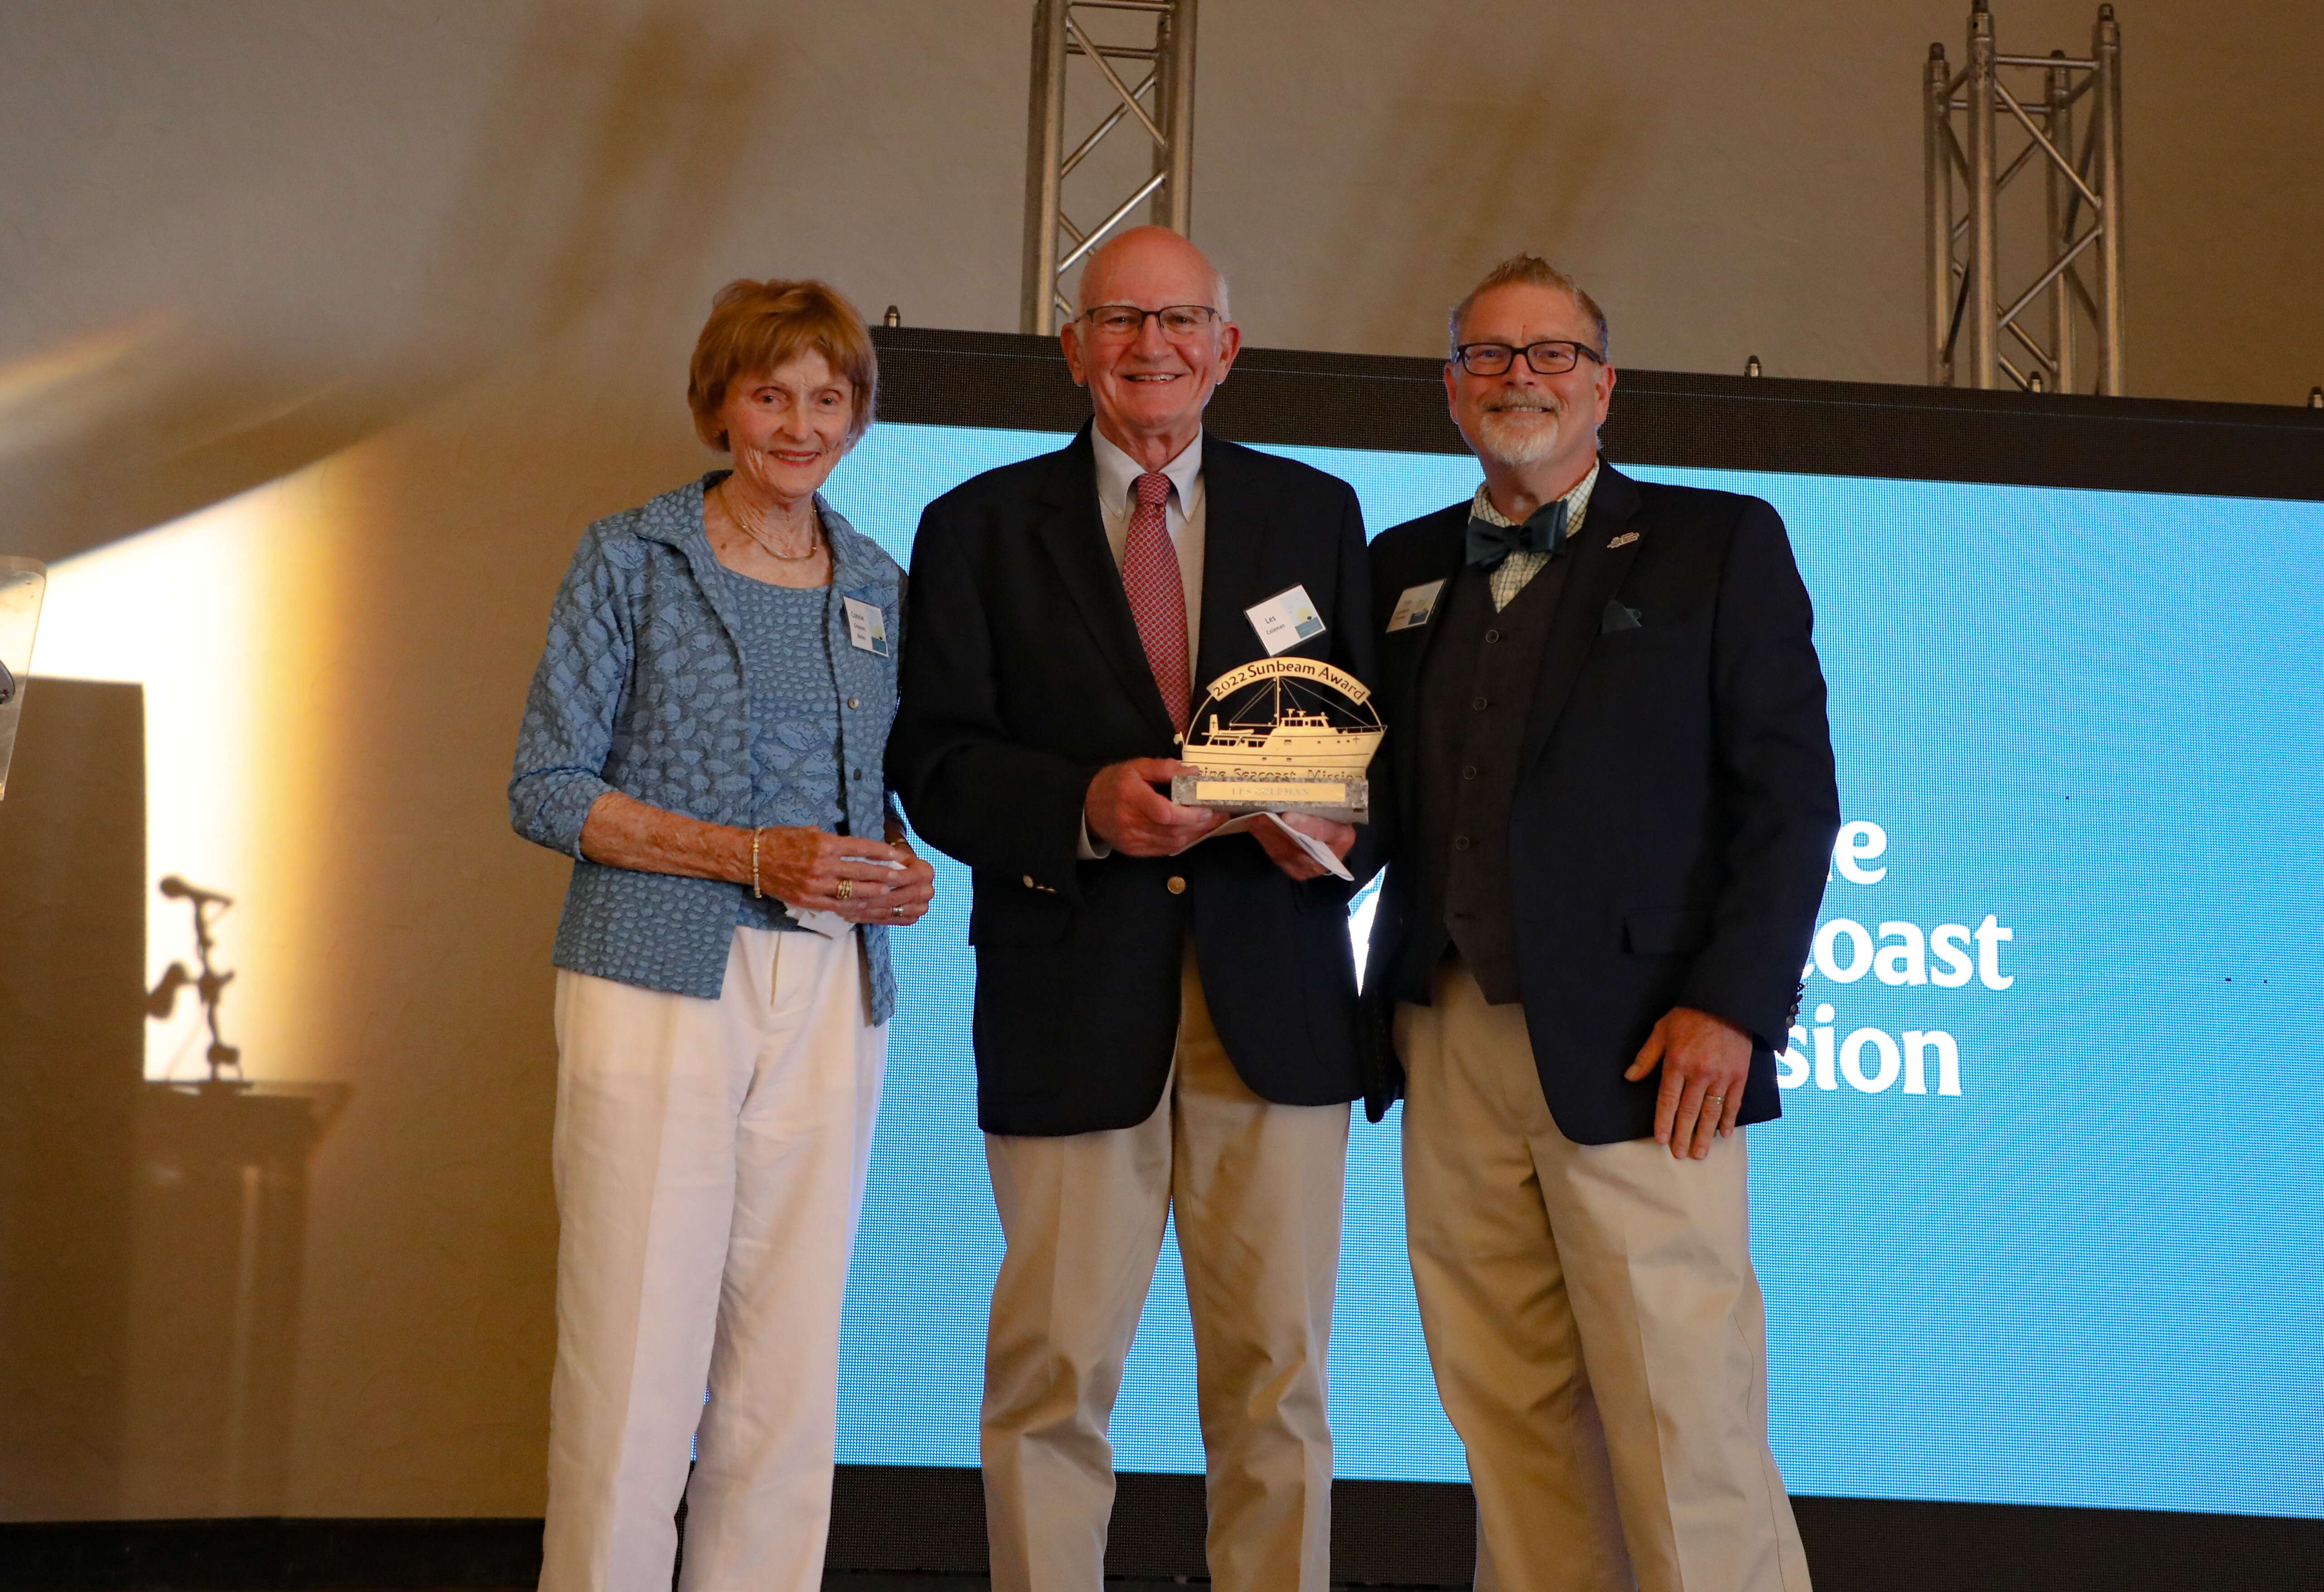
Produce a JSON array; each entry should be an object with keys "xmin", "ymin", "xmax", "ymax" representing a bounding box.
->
[{"xmin": 1170, "ymin": 656, "xmax": 1384, "ymax": 823}]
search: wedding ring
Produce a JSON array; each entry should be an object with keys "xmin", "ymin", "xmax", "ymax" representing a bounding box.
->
[
  {"xmin": 836, "ymin": 878, "xmax": 853, "ymax": 901},
  {"xmin": 892, "ymin": 905, "xmax": 905, "ymax": 918},
  {"xmin": 1704, "ymin": 1095, "xmax": 1724, "ymax": 1108}
]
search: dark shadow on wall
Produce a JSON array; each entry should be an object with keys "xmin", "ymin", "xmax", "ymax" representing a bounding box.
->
[
  {"xmin": 132, "ymin": 870, "xmax": 347, "ymax": 1515},
  {"xmin": 0, "ymin": 0, "xmax": 777, "ymax": 569},
  {"xmin": 0, "ymin": 680, "xmax": 347, "ymax": 1519},
  {"xmin": 120, "ymin": 1076, "xmax": 346, "ymax": 1517}
]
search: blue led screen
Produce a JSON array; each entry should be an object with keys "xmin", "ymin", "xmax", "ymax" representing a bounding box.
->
[{"xmin": 818, "ymin": 421, "xmax": 2324, "ymax": 1520}]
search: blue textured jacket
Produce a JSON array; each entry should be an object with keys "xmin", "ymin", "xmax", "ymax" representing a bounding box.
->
[{"xmin": 510, "ymin": 473, "xmax": 904, "ymax": 1019}]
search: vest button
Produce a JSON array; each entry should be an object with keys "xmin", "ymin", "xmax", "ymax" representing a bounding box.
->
[
  {"xmin": 847, "ymin": 697, "xmax": 860, "ymax": 709},
  {"xmin": 1454, "ymin": 835, "xmax": 1472, "ymax": 851},
  {"xmin": 1471, "ymin": 695, "xmax": 1489, "ymax": 710},
  {"xmin": 1167, "ymin": 875, "xmax": 1187, "ymax": 894},
  {"xmin": 1485, "ymin": 629, "xmax": 1501, "ymax": 643},
  {"xmin": 1462, "ymin": 765, "xmax": 1478, "ymax": 780}
]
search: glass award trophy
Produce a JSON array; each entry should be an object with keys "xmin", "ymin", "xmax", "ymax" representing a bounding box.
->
[
  {"xmin": 0, "ymin": 557, "xmax": 46, "ymax": 802},
  {"xmin": 1170, "ymin": 656, "xmax": 1384, "ymax": 822}
]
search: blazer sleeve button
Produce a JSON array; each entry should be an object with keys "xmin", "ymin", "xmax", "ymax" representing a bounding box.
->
[{"xmin": 1023, "ymin": 874, "xmax": 1037, "ymax": 888}]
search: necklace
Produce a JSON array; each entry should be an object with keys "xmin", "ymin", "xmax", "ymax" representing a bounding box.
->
[{"xmin": 721, "ymin": 482, "xmax": 823, "ymax": 562}]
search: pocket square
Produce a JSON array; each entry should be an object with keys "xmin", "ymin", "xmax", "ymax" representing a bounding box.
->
[
  {"xmin": 1601, "ymin": 600, "xmax": 1644, "ymax": 633},
  {"xmin": 1606, "ymin": 531, "xmax": 1640, "ymax": 548}
]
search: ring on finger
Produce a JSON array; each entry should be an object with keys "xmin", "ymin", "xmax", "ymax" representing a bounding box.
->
[{"xmin": 835, "ymin": 878, "xmax": 853, "ymax": 902}]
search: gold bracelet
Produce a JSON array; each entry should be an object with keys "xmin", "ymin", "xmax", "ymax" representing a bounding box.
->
[{"xmin": 750, "ymin": 826, "xmax": 763, "ymax": 899}]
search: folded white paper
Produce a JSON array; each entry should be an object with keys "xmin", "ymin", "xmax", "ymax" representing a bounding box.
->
[
  {"xmin": 783, "ymin": 854, "xmax": 904, "ymax": 937},
  {"xmin": 1261, "ymin": 811, "xmax": 1355, "ymax": 881}
]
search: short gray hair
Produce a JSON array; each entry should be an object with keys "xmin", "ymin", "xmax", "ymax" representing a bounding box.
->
[{"xmin": 1448, "ymin": 255, "xmax": 1610, "ymax": 361}]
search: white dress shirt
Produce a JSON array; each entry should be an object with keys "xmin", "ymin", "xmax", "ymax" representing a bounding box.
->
[{"xmin": 1080, "ymin": 426, "xmax": 1209, "ymax": 859}]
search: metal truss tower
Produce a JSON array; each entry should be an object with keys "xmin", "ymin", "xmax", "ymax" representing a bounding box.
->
[
  {"xmin": 1925, "ymin": 3, "xmax": 2125, "ymax": 393},
  {"xmin": 1020, "ymin": 0, "xmax": 1199, "ymax": 336}
]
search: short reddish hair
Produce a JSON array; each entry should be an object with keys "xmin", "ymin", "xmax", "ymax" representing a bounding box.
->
[{"xmin": 686, "ymin": 277, "xmax": 878, "ymax": 452}]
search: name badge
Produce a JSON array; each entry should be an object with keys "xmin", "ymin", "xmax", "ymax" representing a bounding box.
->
[
  {"xmin": 842, "ymin": 596, "xmax": 890, "ymax": 656},
  {"xmin": 1387, "ymin": 579, "xmax": 1445, "ymax": 633},
  {"xmin": 1244, "ymin": 584, "xmax": 1326, "ymax": 656}
]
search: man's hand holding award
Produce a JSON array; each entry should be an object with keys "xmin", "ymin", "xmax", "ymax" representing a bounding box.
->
[{"xmin": 1180, "ymin": 657, "xmax": 1382, "ymax": 879}]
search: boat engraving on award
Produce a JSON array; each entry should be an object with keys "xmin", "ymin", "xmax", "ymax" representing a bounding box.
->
[{"xmin": 1170, "ymin": 656, "xmax": 1384, "ymax": 821}]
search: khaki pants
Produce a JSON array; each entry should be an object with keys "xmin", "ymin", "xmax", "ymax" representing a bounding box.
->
[
  {"xmin": 540, "ymin": 927, "xmax": 886, "ymax": 1592},
  {"xmin": 1398, "ymin": 961, "xmax": 1810, "ymax": 1592},
  {"xmin": 981, "ymin": 948, "xmax": 1350, "ymax": 1592}
]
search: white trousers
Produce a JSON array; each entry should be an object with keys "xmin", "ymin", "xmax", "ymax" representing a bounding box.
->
[{"xmin": 539, "ymin": 926, "xmax": 887, "ymax": 1592}]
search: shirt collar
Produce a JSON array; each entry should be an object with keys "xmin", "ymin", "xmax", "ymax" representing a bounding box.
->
[
  {"xmin": 1092, "ymin": 424, "xmax": 1204, "ymax": 513},
  {"xmin": 1471, "ymin": 458, "xmax": 1601, "ymax": 531}
]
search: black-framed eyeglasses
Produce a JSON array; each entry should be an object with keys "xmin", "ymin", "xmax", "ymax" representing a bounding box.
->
[
  {"xmin": 1080, "ymin": 304, "xmax": 1223, "ymax": 340},
  {"xmin": 1452, "ymin": 339, "xmax": 1606, "ymax": 376}
]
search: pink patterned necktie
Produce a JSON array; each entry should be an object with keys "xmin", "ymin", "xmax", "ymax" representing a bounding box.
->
[{"xmin": 1121, "ymin": 470, "xmax": 1191, "ymax": 736}]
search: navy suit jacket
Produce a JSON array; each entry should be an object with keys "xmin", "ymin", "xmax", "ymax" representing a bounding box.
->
[
  {"xmin": 888, "ymin": 426, "xmax": 1380, "ymax": 1136},
  {"xmin": 1363, "ymin": 463, "xmax": 1840, "ymax": 1143}
]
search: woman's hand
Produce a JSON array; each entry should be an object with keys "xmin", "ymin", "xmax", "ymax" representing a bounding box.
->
[
  {"xmin": 878, "ymin": 847, "xmax": 937, "ymax": 927},
  {"xmin": 756, "ymin": 827, "xmax": 921, "ymax": 923},
  {"xmin": 574, "ymin": 794, "xmax": 935, "ymax": 926}
]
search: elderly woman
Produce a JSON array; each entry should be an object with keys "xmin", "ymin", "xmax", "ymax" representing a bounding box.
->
[{"xmin": 510, "ymin": 278, "xmax": 934, "ymax": 1592}]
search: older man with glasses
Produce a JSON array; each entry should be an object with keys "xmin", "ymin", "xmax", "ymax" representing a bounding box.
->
[
  {"xmin": 1361, "ymin": 255, "xmax": 1839, "ymax": 1592},
  {"xmin": 888, "ymin": 225, "xmax": 1379, "ymax": 1592}
]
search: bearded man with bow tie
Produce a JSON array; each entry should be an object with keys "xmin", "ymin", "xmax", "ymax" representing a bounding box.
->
[{"xmin": 1361, "ymin": 255, "xmax": 1841, "ymax": 1592}]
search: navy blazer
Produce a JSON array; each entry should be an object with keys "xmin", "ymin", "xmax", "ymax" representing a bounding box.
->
[
  {"xmin": 888, "ymin": 427, "xmax": 1380, "ymax": 1135},
  {"xmin": 1363, "ymin": 463, "xmax": 1840, "ymax": 1143}
]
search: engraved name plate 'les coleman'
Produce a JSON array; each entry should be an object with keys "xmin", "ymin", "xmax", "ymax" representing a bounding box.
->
[{"xmin": 1169, "ymin": 656, "xmax": 1385, "ymax": 822}]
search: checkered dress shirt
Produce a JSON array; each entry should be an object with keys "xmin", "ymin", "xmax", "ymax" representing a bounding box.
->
[{"xmin": 1471, "ymin": 462, "xmax": 1601, "ymax": 611}]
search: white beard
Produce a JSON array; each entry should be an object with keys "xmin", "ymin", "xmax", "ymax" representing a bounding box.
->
[{"xmin": 1472, "ymin": 403, "xmax": 1564, "ymax": 468}]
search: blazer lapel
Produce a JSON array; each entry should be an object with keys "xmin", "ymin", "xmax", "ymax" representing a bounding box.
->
[
  {"xmin": 662, "ymin": 474, "xmax": 751, "ymax": 662},
  {"xmin": 1192, "ymin": 437, "xmax": 1268, "ymax": 695},
  {"xmin": 1386, "ymin": 504, "xmax": 1471, "ymax": 826},
  {"xmin": 1032, "ymin": 427, "xmax": 1178, "ymax": 743},
  {"xmin": 1520, "ymin": 463, "xmax": 1647, "ymax": 772}
]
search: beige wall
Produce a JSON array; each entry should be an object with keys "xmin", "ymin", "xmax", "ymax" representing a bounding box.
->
[{"xmin": 0, "ymin": 0, "xmax": 2316, "ymax": 1520}]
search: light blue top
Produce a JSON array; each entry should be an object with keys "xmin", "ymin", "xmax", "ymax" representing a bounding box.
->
[
  {"xmin": 509, "ymin": 473, "xmax": 903, "ymax": 1020},
  {"xmin": 718, "ymin": 567, "xmax": 848, "ymax": 934}
]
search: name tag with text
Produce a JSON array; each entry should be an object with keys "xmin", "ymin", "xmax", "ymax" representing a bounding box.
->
[
  {"xmin": 1245, "ymin": 584, "xmax": 1326, "ymax": 655},
  {"xmin": 1387, "ymin": 579, "xmax": 1445, "ymax": 632},
  {"xmin": 843, "ymin": 596, "xmax": 891, "ymax": 656}
]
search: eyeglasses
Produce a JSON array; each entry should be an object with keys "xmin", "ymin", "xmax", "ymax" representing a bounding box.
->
[
  {"xmin": 1451, "ymin": 339, "xmax": 1606, "ymax": 376},
  {"xmin": 1080, "ymin": 304, "xmax": 1223, "ymax": 340}
]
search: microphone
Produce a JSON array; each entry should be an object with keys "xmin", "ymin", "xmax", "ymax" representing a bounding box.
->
[{"xmin": 159, "ymin": 876, "xmax": 235, "ymax": 907}]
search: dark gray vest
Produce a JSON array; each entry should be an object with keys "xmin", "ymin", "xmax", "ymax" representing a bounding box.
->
[{"xmin": 1408, "ymin": 553, "xmax": 1572, "ymax": 1004}]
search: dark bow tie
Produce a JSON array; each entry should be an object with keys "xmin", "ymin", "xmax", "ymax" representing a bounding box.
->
[{"xmin": 1465, "ymin": 497, "xmax": 1570, "ymax": 571}]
